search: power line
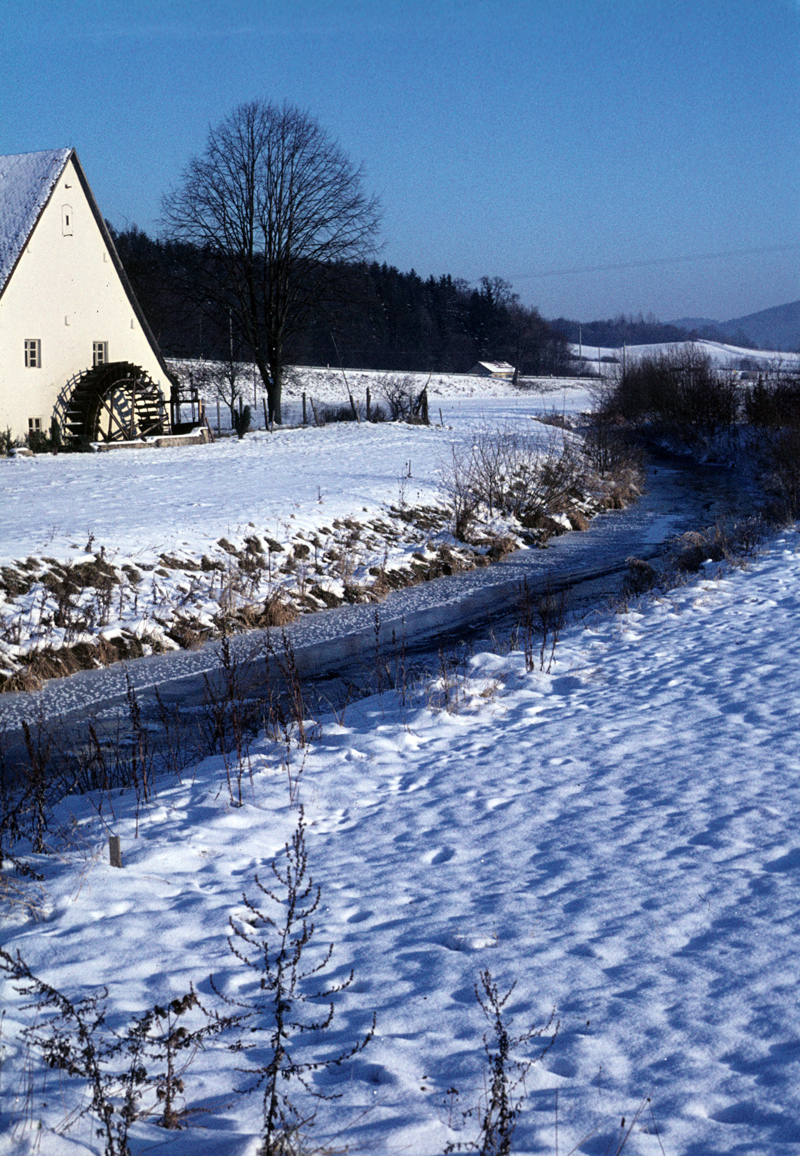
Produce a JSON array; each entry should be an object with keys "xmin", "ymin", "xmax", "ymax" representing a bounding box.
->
[{"xmin": 510, "ymin": 241, "xmax": 800, "ymax": 281}]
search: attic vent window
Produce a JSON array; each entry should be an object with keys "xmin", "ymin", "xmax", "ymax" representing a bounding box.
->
[
  {"xmin": 93, "ymin": 341, "xmax": 108, "ymax": 366},
  {"xmin": 62, "ymin": 205, "xmax": 73, "ymax": 235},
  {"xmin": 24, "ymin": 339, "xmax": 41, "ymax": 368}
]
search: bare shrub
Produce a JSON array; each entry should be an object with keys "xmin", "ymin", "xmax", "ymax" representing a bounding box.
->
[
  {"xmin": 744, "ymin": 369, "xmax": 800, "ymax": 429},
  {"xmin": 0, "ymin": 750, "xmax": 47, "ymax": 884},
  {"xmin": 21, "ymin": 717, "xmax": 53, "ymax": 852},
  {"xmin": 669, "ymin": 517, "xmax": 767, "ymax": 574},
  {"xmin": 480, "ymin": 428, "xmax": 584, "ymax": 523},
  {"xmin": 317, "ymin": 401, "xmax": 359, "ymax": 423},
  {"xmin": 517, "ymin": 580, "xmax": 538, "ymax": 674},
  {"xmin": 232, "ymin": 403, "xmax": 252, "ymax": 439},
  {"xmin": 583, "ymin": 409, "xmax": 641, "ymax": 478},
  {"xmin": 441, "ymin": 426, "xmax": 586, "ymax": 540},
  {"xmin": 446, "ymin": 969, "xmax": 558, "ymax": 1155},
  {"xmin": 189, "ymin": 358, "xmax": 249, "ymax": 428},
  {"xmin": 378, "ymin": 373, "xmax": 416, "ymax": 419},
  {"xmin": 212, "ymin": 808, "xmax": 374, "ymax": 1156},
  {"xmin": 516, "ymin": 579, "xmax": 568, "ymax": 674},
  {"xmin": 441, "ymin": 445, "xmax": 481, "ymax": 541},
  {"xmin": 537, "ymin": 584, "xmax": 567, "ymax": 673},
  {"xmin": 603, "ymin": 344, "xmax": 739, "ymax": 439},
  {"xmin": 764, "ymin": 426, "xmax": 800, "ymax": 520},
  {"xmin": 621, "ymin": 557, "xmax": 659, "ymax": 598},
  {"xmin": 743, "ymin": 382, "xmax": 800, "ymax": 518},
  {"xmin": 272, "ymin": 631, "xmax": 311, "ymax": 748},
  {"xmin": 201, "ymin": 633, "xmax": 260, "ymax": 803},
  {"xmin": 378, "ymin": 373, "xmax": 429, "ymax": 423},
  {"xmin": 427, "ymin": 644, "xmax": 473, "ymax": 714},
  {"xmin": 0, "ymin": 949, "xmax": 224, "ymax": 1153}
]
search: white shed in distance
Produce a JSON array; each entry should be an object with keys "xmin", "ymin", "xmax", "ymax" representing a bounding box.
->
[{"xmin": 469, "ymin": 360, "xmax": 515, "ymax": 378}]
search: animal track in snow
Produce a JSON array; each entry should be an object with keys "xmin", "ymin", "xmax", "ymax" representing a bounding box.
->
[{"xmin": 425, "ymin": 845, "xmax": 456, "ymax": 865}]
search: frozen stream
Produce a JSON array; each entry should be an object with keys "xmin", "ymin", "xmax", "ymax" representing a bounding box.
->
[{"xmin": 0, "ymin": 451, "xmax": 759, "ymax": 757}]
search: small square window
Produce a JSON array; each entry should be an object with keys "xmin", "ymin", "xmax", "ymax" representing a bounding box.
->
[
  {"xmin": 93, "ymin": 341, "xmax": 108, "ymax": 367},
  {"xmin": 28, "ymin": 417, "xmax": 42, "ymax": 433},
  {"xmin": 24, "ymin": 339, "xmax": 40, "ymax": 368}
]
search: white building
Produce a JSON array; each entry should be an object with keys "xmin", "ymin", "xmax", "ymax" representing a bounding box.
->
[
  {"xmin": 468, "ymin": 360, "xmax": 516, "ymax": 378},
  {"xmin": 0, "ymin": 148, "xmax": 173, "ymax": 444}
]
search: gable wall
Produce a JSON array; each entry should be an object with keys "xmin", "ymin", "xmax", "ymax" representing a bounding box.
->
[{"xmin": 0, "ymin": 156, "xmax": 169, "ymax": 440}]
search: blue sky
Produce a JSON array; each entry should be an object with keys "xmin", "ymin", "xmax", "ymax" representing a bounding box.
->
[{"xmin": 1, "ymin": 0, "xmax": 799, "ymax": 323}]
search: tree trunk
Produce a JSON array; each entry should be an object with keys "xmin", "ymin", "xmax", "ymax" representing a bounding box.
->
[
  {"xmin": 254, "ymin": 356, "xmax": 282, "ymax": 425},
  {"xmin": 267, "ymin": 359, "xmax": 283, "ymax": 425}
]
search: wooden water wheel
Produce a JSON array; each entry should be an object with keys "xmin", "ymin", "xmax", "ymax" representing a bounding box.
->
[{"xmin": 61, "ymin": 362, "xmax": 169, "ymax": 444}]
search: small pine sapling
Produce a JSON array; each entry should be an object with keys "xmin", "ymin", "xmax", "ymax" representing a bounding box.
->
[
  {"xmin": 213, "ymin": 807, "xmax": 375, "ymax": 1156},
  {"xmin": 233, "ymin": 404, "xmax": 252, "ymax": 439}
]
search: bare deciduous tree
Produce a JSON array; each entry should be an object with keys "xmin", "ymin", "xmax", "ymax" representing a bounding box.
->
[
  {"xmin": 162, "ymin": 100, "xmax": 381, "ymax": 423},
  {"xmin": 179, "ymin": 357, "xmax": 246, "ymax": 429}
]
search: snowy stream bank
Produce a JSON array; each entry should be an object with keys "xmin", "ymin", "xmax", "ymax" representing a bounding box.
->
[{"xmin": 0, "ymin": 450, "xmax": 760, "ymax": 738}]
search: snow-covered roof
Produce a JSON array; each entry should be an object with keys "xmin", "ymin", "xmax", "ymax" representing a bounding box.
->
[
  {"xmin": 0, "ymin": 148, "xmax": 71, "ymax": 295},
  {"xmin": 471, "ymin": 360, "xmax": 515, "ymax": 375}
]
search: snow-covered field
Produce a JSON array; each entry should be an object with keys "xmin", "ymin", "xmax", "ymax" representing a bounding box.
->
[
  {"xmin": 572, "ymin": 338, "xmax": 800, "ymax": 376},
  {"xmin": 2, "ymin": 362, "xmax": 800, "ymax": 1155}
]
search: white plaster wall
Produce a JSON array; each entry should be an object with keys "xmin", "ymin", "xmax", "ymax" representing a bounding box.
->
[{"xmin": 0, "ymin": 156, "xmax": 169, "ymax": 440}]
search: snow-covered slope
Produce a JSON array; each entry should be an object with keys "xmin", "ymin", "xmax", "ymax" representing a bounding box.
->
[
  {"xmin": 572, "ymin": 338, "xmax": 800, "ymax": 373},
  {"xmin": 2, "ymin": 521, "xmax": 800, "ymax": 1154}
]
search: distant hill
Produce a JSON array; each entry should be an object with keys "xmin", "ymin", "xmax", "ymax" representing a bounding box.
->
[
  {"xmin": 549, "ymin": 315, "xmax": 690, "ymax": 348},
  {"xmin": 670, "ymin": 301, "xmax": 800, "ymax": 352},
  {"xmin": 723, "ymin": 301, "xmax": 800, "ymax": 352},
  {"xmin": 670, "ymin": 316, "xmax": 721, "ymax": 333}
]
